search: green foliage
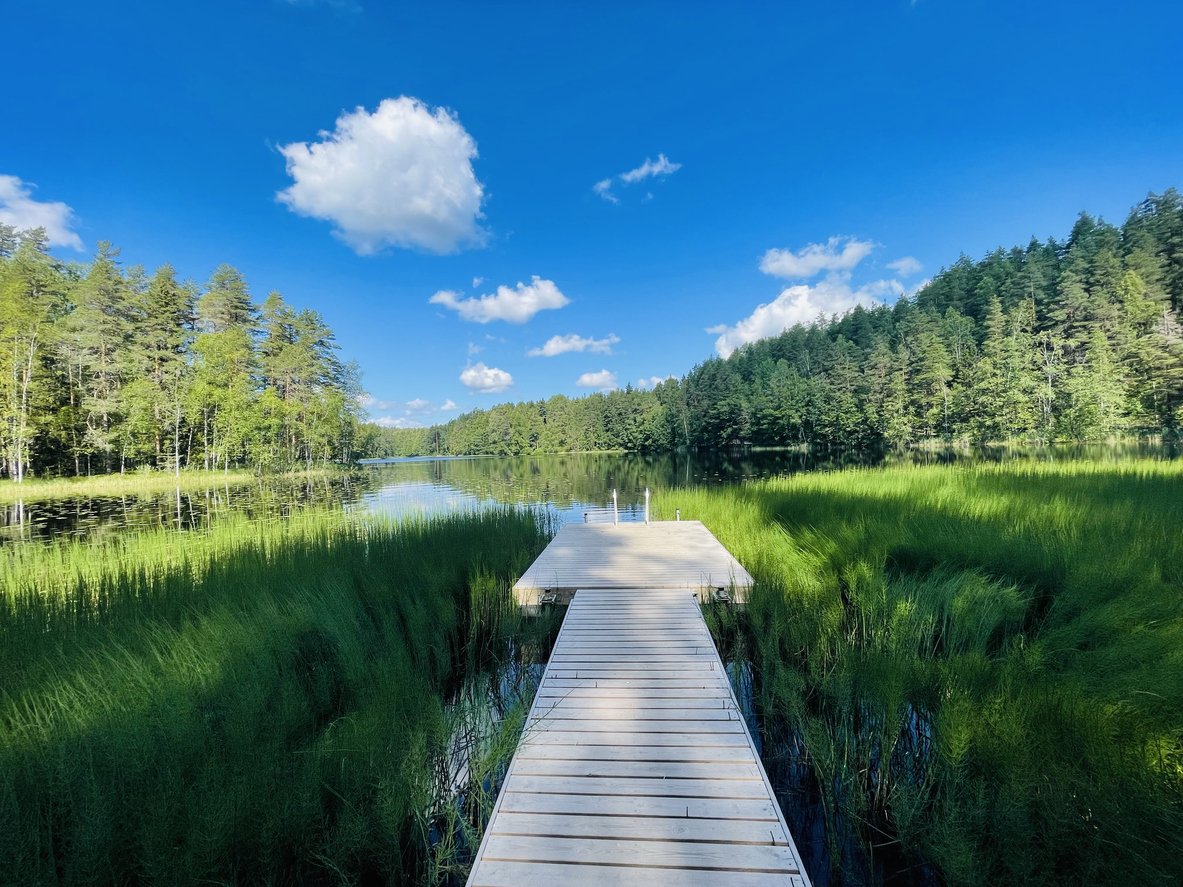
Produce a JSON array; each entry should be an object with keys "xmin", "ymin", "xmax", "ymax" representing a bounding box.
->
[
  {"xmin": 0, "ymin": 509, "xmax": 551, "ymax": 885},
  {"xmin": 662, "ymin": 460, "xmax": 1183, "ymax": 886},
  {"xmin": 0, "ymin": 233, "xmax": 360, "ymax": 479}
]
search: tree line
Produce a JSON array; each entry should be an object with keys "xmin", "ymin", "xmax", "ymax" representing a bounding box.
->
[
  {"xmin": 1, "ymin": 230, "xmax": 362, "ymax": 481},
  {"xmin": 364, "ymin": 189, "xmax": 1183, "ymax": 457}
]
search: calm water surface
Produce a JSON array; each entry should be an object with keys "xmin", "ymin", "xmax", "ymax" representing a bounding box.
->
[{"xmin": 2, "ymin": 442, "xmax": 1176, "ymax": 544}]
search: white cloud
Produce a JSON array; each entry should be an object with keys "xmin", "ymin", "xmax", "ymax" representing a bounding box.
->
[
  {"xmin": 277, "ymin": 96, "xmax": 485, "ymax": 255},
  {"xmin": 593, "ymin": 178, "xmax": 619, "ymax": 204},
  {"xmin": 636, "ymin": 374, "xmax": 676, "ymax": 389},
  {"xmin": 471, "ymin": 276, "xmax": 484, "ymax": 288},
  {"xmin": 887, "ymin": 256, "xmax": 923, "ymax": 277},
  {"xmin": 0, "ymin": 175, "xmax": 83, "ymax": 250},
  {"xmin": 620, "ymin": 154, "xmax": 682, "ymax": 184},
  {"xmin": 527, "ymin": 332, "xmax": 620, "ymax": 357},
  {"xmin": 374, "ymin": 416, "xmax": 420, "ymax": 429},
  {"xmin": 460, "ymin": 362, "xmax": 513, "ymax": 393},
  {"xmin": 576, "ymin": 369, "xmax": 619, "ymax": 391},
  {"xmin": 594, "ymin": 153, "xmax": 680, "ymax": 203},
  {"xmin": 361, "ymin": 394, "xmax": 460, "ymax": 426},
  {"xmin": 430, "ymin": 276, "xmax": 569, "ymax": 324},
  {"xmin": 708, "ymin": 275, "xmax": 904, "ymax": 358},
  {"xmin": 759, "ymin": 236, "xmax": 874, "ymax": 279}
]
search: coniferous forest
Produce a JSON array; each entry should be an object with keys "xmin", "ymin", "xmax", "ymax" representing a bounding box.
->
[
  {"xmin": 0, "ymin": 232, "xmax": 362, "ymax": 480},
  {"xmin": 365, "ymin": 190, "xmax": 1183, "ymax": 458}
]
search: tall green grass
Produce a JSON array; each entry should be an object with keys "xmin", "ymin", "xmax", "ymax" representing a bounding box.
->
[
  {"xmin": 663, "ymin": 460, "xmax": 1183, "ymax": 886},
  {"xmin": 0, "ymin": 508, "xmax": 551, "ymax": 885}
]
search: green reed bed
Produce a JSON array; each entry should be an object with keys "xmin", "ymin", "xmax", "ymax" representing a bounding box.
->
[
  {"xmin": 662, "ymin": 459, "xmax": 1183, "ymax": 886},
  {"xmin": 0, "ymin": 508, "xmax": 551, "ymax": 886}
]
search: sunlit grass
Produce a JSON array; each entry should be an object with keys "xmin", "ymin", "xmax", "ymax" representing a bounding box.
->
[
  {"xmin": 662, "ymin": 459, "xmax": 1183, "ymax": 886},
  {"xmin": 0, "ymin": 467, "xmax": 347, "ymax": 504},
  {"xmin": 0, "ymin": 508, "xmax": 551, "ymax": 885}
]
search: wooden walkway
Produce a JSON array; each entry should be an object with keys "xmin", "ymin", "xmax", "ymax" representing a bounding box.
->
[
  {"xmin": 467, "ymin": 584, "xmax": 810, "ymax": 886},
  {"xmin": 513, "ymin": 521, "xmax": 755, "ymax": 607}
]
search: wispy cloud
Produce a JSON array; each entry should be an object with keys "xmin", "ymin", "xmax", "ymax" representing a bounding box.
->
[
  {"xmin": 527, "ymin": 332, "xmax": 620, "ymax": 357},
  {"xmin": 460, "ymin": 362, "xmax": 513, "ymax": 393},
  {"xmin": 430, "ymin": 276, "xmax": 569, "ymax": 324},
  {"xmin": 277, "ymin": 97, "xmax": 485, "ymax": 254},
  {"xmin": 360, "ymin": 394, "xmax": 460, "ymax": 428},
  {"xmin": 760, "ymin": 236, "xmax": 874, "ymax": 279},
  {"xmin": 575, "ymin": 369, "xmax": 619, "ymax": 391},
  {"xmin": 0, "ymin": 175, "xmax": 83, "ymax": 250},
  {"xmin": 593, "ymin": 153, "xmax": 681, "ymax": 203},
  {"xmin": 636, "ymin": 374, "xmax": 676, "ymax": 389},
  {"xmin": 887, "ymin": 256, "xmax": 923, "ymax": 277}
]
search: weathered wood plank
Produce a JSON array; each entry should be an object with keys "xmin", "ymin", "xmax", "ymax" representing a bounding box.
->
[
  {"xmin": 489, "ymin": 811, "xmax": 789, "ymax": 845},
  {"xmin": 470, "ymin": 860, "xmax": 805, "ymax": 887},
  {"xmin": 503, "ymin": 774, "xmax": 770, "ymax": 799},
  {"xmin": 480, "ymin": 834, "xmax": 800, "ymax": 872}
]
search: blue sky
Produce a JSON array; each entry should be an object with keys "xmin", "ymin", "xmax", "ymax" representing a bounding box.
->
[{"xmin": 3, "ymin": 0, "xmax": 1181, "ymax": 428}]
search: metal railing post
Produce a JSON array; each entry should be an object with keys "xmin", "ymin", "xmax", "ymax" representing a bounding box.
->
[
  {"xmin": 612, "ymin": 488, "xmax": 618, "ymax": 525},
  {"xmin": 644, "ymin": 487, "xmax": 650, "ymax": 524}
]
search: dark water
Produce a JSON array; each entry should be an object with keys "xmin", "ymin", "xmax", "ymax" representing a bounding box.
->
[{"xmin": 4, "ymin": 441, "xmax": 1176, "ymax": 544}]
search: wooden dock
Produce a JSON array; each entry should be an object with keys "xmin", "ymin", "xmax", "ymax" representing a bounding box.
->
[
  {"xmin": 513, "ymin": 521, "xmax": 755, "ymax": 607},
  {"xmin": 468, "ymin": 523, "xmax": 810, "ymax": 886}
]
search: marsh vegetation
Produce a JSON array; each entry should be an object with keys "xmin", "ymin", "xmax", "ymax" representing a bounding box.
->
[
  {"xmin": 678, "ymin": 460, "xmax": 1183, "ymax": 885},
  {"xmin": 0, "ymin": 508, "xmax": 555, "ymax": 884}
]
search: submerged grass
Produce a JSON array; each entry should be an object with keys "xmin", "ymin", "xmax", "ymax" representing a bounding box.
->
[
  {"xmin": 0, "ymin": 508, "xmax": 552, "ymax": 885},
  {"xmin": 665, "ymin": 459, "xmax": 1183, "ymax": 886}
]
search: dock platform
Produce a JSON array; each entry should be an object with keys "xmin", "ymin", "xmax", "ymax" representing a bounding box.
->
[
  {"xmin": 468, "ymin": 520, "xmax": 809, "ymax": 886},
  {"xmin": 512, "ymin": 521, "xmax": 755, "ymax": 607}
]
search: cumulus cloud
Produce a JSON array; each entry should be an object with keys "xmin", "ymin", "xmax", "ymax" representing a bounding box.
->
[
  {"xmin": 708, "ymin": 275, "xmax": 904, "ymax": 358},
  {"xmin": 460, "ymin": 362, "xmax": 513, "ymax": 393},
  {"xmin": 887, "ymin": 256, "xmax": 923, "ymax": 277},
  {"xmin": 0, "ymin": 175, "xmax": 83, "ymax": 250},
  {"xmin": 576, "ymin": 369, "xmax": 619, "ymax": 391},
  {"xmin": 430, "ymin": 276, "xmax": 569, "ymax": 324},
  {"xmin": 759, "ymin": 236, "xmax": 874, "ymax": 279},
  {"xmin": 636, "ymin": 374, "xmax": 676, "ymax": 389},
  {"xmin": 594, "ymin": 153, "xmax": 681, "ymax": 203},
  {"xmin": 527, "ymin": 332, "xmax": 619, "ymax": 357},
  {"xmin": 277, "ymin": 97, "xmax": 485, "ymax": 254}
]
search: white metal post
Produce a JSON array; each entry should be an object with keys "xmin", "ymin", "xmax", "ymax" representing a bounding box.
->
[
  {"xmin": 612, "ymin": 488, "xmax": 618, "ymax": 525},
  {"xmin": 644, "ymin": 487, "xmax": 650, "ymax": 524}
]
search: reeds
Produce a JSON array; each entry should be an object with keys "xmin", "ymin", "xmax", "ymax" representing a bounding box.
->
[
  {"xmin": 662, "ymin": 459, "xmax": 1183, "ymax": 886},
  {"xmin": 0, "ymin": 508, "xmax": 551, "ymax": 885}
]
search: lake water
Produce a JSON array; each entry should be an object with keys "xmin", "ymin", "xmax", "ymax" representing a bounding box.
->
[{"xmin": 2, "ymin": 441, "xmax": 1177, "ymax": 544}]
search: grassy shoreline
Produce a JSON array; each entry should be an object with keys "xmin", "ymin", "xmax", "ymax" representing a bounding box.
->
[
  {"xmin": 0, "ymin": 508, "xmax": 552, "ymax": 885},
  {"xmin": 0, "ymin": 467, "xmax": 348, "ymax": 504},
  {"xmin": 663, "ymin": 459, "xmax": 1183, "ymax": 886}
]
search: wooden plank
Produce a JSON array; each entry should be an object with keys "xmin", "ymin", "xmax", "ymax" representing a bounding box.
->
[
  {"xmin": 510, "ymin": 759, "xmax": 763, "ymax": 780},
  {"xmin": 514, "ymin": 744, "xmax": 756, "ymax": 763},
  {"xmin": 489, "ymin": 811, "xmax": 789, "ymax": 845},
  {"xmin": 524, "ymin": 718, "xmax": 744, "ymax": 734},
  {"xmin": 496, "ymin": 791, "xmax": 781, "ymax": 821},
  {"xmin": 517, "ymin": 730, "xmax": 751, "ymax": 748},
  {"xmin": 470, "ymin": 860, "xmax": 804, "ymax": 887},
  {"xmin": 480, "ymin": 835, "xmax": 799, "ymax": 872},
  {"xmin": 503, "ymin": 775, "xmax": 770, "ymax": 799}
]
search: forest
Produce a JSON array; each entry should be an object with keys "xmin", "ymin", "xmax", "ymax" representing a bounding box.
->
[
  {"xmin": 0, "ymin": 232, "xmax": 362, "ymax": 480},
  {"xmin": 364, "ymin": 189, "xmax": 1183, "ymax": 458}
]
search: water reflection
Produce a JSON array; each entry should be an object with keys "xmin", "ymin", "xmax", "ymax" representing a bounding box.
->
[{"xmin": 3, "ymin": 441, "xmax": 1177, "ymax": 544}]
